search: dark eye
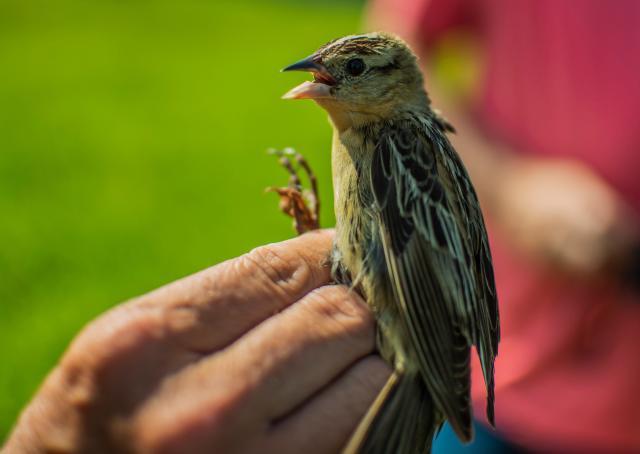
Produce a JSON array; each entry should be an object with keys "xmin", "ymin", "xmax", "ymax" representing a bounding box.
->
[{"xmin": 345, "ymin": 58, "xmax": 365, "ymax": 76}]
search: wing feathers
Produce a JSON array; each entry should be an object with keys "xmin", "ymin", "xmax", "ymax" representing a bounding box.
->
[{"xmin": 370, "ymin": 118, "xmax": 499, "ymax": 436}]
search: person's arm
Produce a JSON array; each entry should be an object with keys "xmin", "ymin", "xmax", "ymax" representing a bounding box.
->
[
  {"xmin": 4, "ymin": 230, "xmax": 390, "ymax": 454},
  {"xmin": 369, "ymin": 0, "xmax": 639, "ymax": 278},
  {"xmin": 428, "ymin": 70, "xmax": 639, "ymax": 277}
]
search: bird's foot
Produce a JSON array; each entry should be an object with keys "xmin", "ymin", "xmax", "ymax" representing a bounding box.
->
[{"xmin": 266, "ymin": 148, "xmax": 320, "ymax": 235}]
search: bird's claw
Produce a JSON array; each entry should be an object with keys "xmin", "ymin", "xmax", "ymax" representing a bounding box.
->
[{"xmin": 267, "ymin": 148, "xmax": 320, "ymax": 235}]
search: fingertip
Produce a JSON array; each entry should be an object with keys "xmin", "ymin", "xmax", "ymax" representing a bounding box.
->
[
  {"xmin": 302, "ymin": 285, "xmax": 374, "ymax": 342},
  {"xmin": 354, "ymin": 356, "xmax": 394, "ymax": 388},
  {"xmin": 292, "ymin": 228, "xmax": 335, "ymax": 255},
  {"xmin": 264, "ymin": 355, "xmax": 392, "ymax": 454}
]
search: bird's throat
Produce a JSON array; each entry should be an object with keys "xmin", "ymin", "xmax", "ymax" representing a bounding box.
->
[{"xmin": 314, "ymin": 99, "xmax": 383, "ymax": 133}]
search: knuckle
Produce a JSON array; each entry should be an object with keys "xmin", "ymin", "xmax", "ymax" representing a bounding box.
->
[
  {"xmin": 132, "ymin": 389, "xmax": 241, "ymax": 454},
  {"xmin": 131, "ymin": 420, "xmax": 181, "ymax": 454},
  {"xmin": 246, "ymin": 244, "xmax": 292, "ymax": 282},
  {"xmin": 243, "ymin": 244, "xmax": 309, "ymax": 301},
  {"xmin": 63, "ymin": 306, "xmax": 165, "ymax": 394},
  {"xmin": 55, "ymin": 360, "xmax": 97, "ymax": 411}
]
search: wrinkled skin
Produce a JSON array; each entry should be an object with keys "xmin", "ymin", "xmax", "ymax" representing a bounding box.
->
[{"xmin": 4, "ymin": 230, "xmax": 390, "ymax": 454}]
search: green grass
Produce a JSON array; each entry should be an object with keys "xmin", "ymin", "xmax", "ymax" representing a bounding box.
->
[{"xmin": 0, "ymin": 0, "xmax": 364, "ymax": 438}]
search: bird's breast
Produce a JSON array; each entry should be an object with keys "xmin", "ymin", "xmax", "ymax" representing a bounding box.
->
[
  {"xmin": 332, "ymin": 146, "xmax": 366, "ymax": 276},
  {"xmin": 331, "ymin": 131, "xmax": 380, "ymax": 294},
  {"xmin": 331, "ymin": 128, "xmax": 415, "ymax": 368}
]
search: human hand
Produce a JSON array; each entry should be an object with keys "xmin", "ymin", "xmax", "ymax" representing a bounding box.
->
[
  {"xmin": 492, "ymin": 156, "xmax": 639, "ymax": 276},
  {"xmin": 4, "ymin": 230, "xmax": 390, "ymax": 454}
]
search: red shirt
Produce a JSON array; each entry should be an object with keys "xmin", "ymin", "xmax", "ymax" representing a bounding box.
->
[{"xmin": 369, "ymin": 1, "xmax": 640, "ymax": 452}]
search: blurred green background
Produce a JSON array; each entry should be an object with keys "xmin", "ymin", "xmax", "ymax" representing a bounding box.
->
[{"xmin": 0, "ymin": 0, "xmax": 365, "ymax": 438}]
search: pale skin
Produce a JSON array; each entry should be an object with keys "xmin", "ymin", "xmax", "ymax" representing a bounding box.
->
[{"xmin": 4, "ymin": 230, "xmax": 391, "ymax": 454}]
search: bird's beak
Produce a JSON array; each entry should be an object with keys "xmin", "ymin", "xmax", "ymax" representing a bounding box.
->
[{"xmin": 281, "ymin": 55, "xmax": 336, "ymax": 100}]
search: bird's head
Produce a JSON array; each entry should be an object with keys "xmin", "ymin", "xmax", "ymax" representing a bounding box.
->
[{"xmin": 282, "ymin": 32, "xmax": 428, "ymax": 129}]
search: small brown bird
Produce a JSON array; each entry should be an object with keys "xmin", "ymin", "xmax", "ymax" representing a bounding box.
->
[{"xmin": 279, "ymin": 33, "xmax": 500, "ymax": 453}]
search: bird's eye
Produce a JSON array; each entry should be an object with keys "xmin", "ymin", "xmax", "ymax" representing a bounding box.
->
[{"xmin": 345, "ymin": 58, "xmax": 365, "ymax": 76}]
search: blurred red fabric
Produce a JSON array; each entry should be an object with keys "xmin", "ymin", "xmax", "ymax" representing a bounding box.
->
[{"xmin": 369, "ymin": 1, "xmax": 640, "ymax": 452}]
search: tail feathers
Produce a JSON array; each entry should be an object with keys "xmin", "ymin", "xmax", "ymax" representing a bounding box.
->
[
  {"xmin": 486, "ymin": 363, "xmax": 496, "ymax": 427},
  {"xmin": 475, "ymin": 337, "xmax": 497, "ymax": 428},
  {"xmin": 476, "ymin": 343, "xmax": 496, "ymax": 428},
  {"xmin": 344, "ymin": 372, "xmax": 438, "ymax": 454}
]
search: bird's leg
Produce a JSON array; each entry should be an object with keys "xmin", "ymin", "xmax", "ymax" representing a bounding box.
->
[
  {"xmin": 266, "ymin": 148, "xmax": 320, "ymax": 235},
  {"xmin": 290, "ymin": 149, "xmax": 320, "ymax": 225}
]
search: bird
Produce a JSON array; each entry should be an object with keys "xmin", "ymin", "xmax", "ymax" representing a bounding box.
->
[{"xmin": 279, "ymin": 32, "xmax": 500, "ymax": 454}]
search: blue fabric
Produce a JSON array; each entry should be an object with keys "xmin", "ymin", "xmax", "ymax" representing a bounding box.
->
[{"xmin": 433, "ymin": 421, "xmax": 526, "ymax": 454}]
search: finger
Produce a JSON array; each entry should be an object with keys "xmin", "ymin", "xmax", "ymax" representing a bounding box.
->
[
  {"xmin": 161, "ymin": 285, "xmax": 375, "ymax": 437},
  {"xmin": 230, "ymin": 285, "xmax": 376, "ymax": 420},
  {"xmin": 263, "ymin": 356, "xmax": 391, "ymax": 454},
  {"xmin": 135, "ymin": 229, "xmax": 335, "ymax": 352}
]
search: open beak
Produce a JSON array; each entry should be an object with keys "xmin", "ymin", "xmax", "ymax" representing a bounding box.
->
[{"xmin": 281, "ymin": 56, "xmax": 336, "ymax": 100}]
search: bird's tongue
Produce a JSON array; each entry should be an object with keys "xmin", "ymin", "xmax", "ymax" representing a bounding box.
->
[{"xmin": 282, "ymin": 81, "xmax": 331, "ymax": 100}]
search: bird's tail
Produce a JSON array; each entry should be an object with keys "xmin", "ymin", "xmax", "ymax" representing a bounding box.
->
[{"xmin": 344, "ymin": 371, "xmax": 439, "ymax": 454}]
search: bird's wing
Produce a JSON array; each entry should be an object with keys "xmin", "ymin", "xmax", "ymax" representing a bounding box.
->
[{"xmin": 369, "ymin": 119, "xmax": 499, "ymax": 439}]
